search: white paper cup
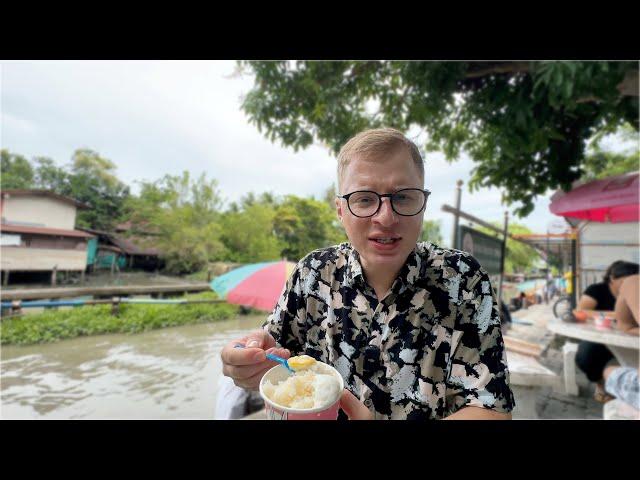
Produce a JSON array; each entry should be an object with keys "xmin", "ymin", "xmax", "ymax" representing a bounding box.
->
[{"xmin": 259, "ymin": 362, "xmax": 344, "ymax": 420}]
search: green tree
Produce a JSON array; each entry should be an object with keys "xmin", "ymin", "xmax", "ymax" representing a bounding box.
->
[
  {"xmin": 274, "ymin": 195, "xmax": 347, "ymax": 261},
  {"xmin": 477, "ymin": 222, "xmax": 540, "ymax": 274},
  {"xmin": 581, "ymin": 123, "xmax": 639, "ymax": 180},
  {"xmin": 123, "ymin": 171, "xmax": 226, "ymax": 274},
  {"xmin": 32, "ymin": 157, "xmax": 70, "ymax": 191},
  {"xmin": 219, "ymin": 203, "xmax": 282, "ymax": 263},
  {"xmin": 420, "ymin": 220, "xmax": 443, "ymax": 245},
  {"xmin": 1, "ymin": 149, "xmax": 34, "ymax": 189},
  {"xmin": 65, "ymin": 149, "xmax": 130, "ymax": 230},
  {"xmin": 237, "ymin": 61, "xmax": 638, "ymax": 216}
]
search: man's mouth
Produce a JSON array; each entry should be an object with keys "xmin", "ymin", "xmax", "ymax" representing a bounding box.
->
[{"xmin": 369, "ymin": 237, "xmax": 402, "ymax": 245}]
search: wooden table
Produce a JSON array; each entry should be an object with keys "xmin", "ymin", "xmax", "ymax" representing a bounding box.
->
[{"xmin": 547, "ymin": 318, "xmax": 639, "ymax": 395}]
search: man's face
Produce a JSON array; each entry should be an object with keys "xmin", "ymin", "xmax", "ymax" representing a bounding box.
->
[{"xmin": 336, "ymin": 147, "xmax": 425, "ymax": 276}]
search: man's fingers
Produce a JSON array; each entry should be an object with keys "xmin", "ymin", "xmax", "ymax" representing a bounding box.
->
[
  {"xmin": 232, "ymin": 365, "xmax": 273, "ymax": 390},
  {"xmin": 243, "ymin": 329, "xmax": 275, "ymax": 349},
  {"xmin": 223, "ymin": 360, "xmax": 277, "ymax": 381},
  {"xmin": 220, "ymin": 344, "xmax": 266, "ymax": 366},
  {"xmin": 339, "ymin": 389, "xmax": 373, "ymax": 420},
  {"xmin": 266, "ymin": 347, "xmax": 291, "ymax": 358}
]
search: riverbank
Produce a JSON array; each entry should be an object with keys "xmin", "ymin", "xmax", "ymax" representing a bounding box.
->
[{"xmin": 0, "ymin": 292, "xmax": 241, "ymax": 346}]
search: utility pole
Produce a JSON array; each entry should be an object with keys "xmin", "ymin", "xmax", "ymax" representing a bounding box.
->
[{"xmin": 451, "ymin": 180, "xmax": 463, "ymax": 249}]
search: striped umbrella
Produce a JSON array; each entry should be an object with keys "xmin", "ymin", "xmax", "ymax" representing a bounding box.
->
[{"xmin": 210, "ymin": 261, "xmax": 296, "ymax": 311}]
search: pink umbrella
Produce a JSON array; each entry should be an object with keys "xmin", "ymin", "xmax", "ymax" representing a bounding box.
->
[{"xmin": 549, "ymin": 172, "xmax": 639, "ymax": 223}]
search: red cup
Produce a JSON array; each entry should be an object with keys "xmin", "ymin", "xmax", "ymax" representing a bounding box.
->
[{"xmin": 259, "ymin": 362, "xmax": 344, "ymax": 420}]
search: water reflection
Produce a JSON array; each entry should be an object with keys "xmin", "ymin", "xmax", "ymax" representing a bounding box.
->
[{"xmin": 0, "ymin": 314, "xmax": 265, "ymax": 419}]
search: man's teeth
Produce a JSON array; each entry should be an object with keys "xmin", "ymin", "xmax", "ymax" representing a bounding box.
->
[{"xmin": 374, "ymin": 238, "xmax": 397, "ymax": 244}]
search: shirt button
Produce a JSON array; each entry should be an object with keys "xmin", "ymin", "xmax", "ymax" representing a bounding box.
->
[{"xmin": 364, "ymin": 399, "xmax": 372, "ymax": 407}]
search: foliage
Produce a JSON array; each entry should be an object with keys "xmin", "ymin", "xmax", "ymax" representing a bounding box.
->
[
  {"xmin": 219, "ymin": 202, "xmax": 283, "ymax": 263},
  {"xmin": 0, "ymin": 148, "xmax": 130, "ymax": 230},
  {"xmin": 582, "ymin": 123, "xmax": 639, "ymax": 180},
  {"xmin": 0, "ymin": 292, "xmax": 239, "ymax": 346},
  {"xmin": 420, "ymin": 220, "xmax": 443, "ymax": 245},
  {"xmin": 1, "ymin": 150, "xmax": 34, "ymax": 189},
  {"xmin": 237, "ymin": 61, "xmax": 638, "ymax": 216},
  {"xmin": 477, "ymin": 222, "xmax": 540, "ymax": 274},
  {"xmin": 274, "ymin": 195, "xmax": 346, "ymax": 260},
  {"xmin": 124, "ymin": 171, "xmax": 226, "ymax": 274}
]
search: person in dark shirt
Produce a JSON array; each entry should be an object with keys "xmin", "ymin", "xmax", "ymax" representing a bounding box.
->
[{"xmin": 575, "ymin": 260, "xmax": 639, "ymax": 402}]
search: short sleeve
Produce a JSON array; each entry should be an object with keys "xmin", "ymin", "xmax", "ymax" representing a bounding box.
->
[
  {"xmin": 262, "ymin": 260, "xmax": 307, "ymax": 354},
  {"xmin": 583, "ymin": 283, "xmax": 601, "ymax": 299},
  {"xmin": 445, "ymin": 264, "xmax": 516, "ymax": 415}
]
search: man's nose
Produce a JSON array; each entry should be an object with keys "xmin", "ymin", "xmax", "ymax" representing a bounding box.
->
[{"xmin": 373, "ymin": 197, "xmax": 398, "ymax": 226}]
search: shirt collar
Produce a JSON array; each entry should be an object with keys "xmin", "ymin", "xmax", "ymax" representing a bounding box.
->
[{"xmin": 343, "ymin": 243, "xmax": 424, "ymax": 291}]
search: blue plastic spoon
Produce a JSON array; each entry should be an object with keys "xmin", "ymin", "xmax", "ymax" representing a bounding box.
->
[{"xmin": 234, "ymin": 344, "xmax": 295, "ymax": 374}]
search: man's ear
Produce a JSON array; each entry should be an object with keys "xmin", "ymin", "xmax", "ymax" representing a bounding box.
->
[{"xmin": 335, "ymin": 197, "xmax": 344, "ymax": 222}]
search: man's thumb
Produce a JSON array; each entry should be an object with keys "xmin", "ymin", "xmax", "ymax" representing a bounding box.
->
[{"xmin": 339, "ymin": 390, "xmax": 373, "ymax": 420}]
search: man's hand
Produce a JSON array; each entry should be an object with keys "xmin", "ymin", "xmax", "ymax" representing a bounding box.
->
[
  {"xmin": 220, "ymin": 329, "xmax": 290, "ymax": 390},
  {"xmin": 339, "ymin": 390, "xmax": 374, "ymax": 420}
]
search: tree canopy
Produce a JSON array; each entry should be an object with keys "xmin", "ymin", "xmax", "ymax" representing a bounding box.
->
[
  {"xmin": 238, "ymin": 61, "xmax": 638, "ymax": 216},
  {"xmin": 1, "ymin": 148, "xmax": 130, "ymax": 230}
]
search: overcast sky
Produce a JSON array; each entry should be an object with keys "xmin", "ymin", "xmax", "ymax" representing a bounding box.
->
[{"xmin": 0, "ymin": 60, "xmax": 630, "ymax": 246}]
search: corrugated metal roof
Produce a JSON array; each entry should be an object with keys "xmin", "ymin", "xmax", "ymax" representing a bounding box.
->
[
  {"xmin": 109, "ymin": 235, "xmax": 160, "ymax": 256},
  {"xmin": 0, "ymin": 223, "xmax": 95, "ymax": 238}
]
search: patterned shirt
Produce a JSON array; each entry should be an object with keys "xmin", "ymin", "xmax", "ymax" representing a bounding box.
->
[{"xmin": 263, "ymin": 242, "xmax": 515, "ymax": 420}]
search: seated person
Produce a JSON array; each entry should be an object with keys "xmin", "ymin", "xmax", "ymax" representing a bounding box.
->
[
  {"xmin": 601, "ymin": 276, "xmax": 639, "ymax": 409},
  {"xmin": 575, "ymin": 261, "xmax": 639, "ymax": 402},
  {"xmin": 603, "ymin": 366, "xmax": 639, "ymax": 411},
  {"xmin": 615, "ymin": 274, "xmax": 639, "ymax": 336}
]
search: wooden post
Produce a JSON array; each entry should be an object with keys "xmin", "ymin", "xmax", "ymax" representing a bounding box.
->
[
  {"xmin": 451, "ymin": 180, "xmax": 463, "ymax": 249},
  {"xmin": 2, "ymin": 270, "xmax": 8, "ymax": 287},
  {"xmin": 497, "ymin": 211, "xmax": 509, "ymax": 311},
  {"xmin": 51, "ymin": 266, "xmax": 57, "ymax": 286},
  {"xmin": 571, "ymin": 233, "xmax": 577, "ymax": 309},
  {"xmin": 207, "ymin": 270, "xmax": 212, "ymax": 282},
  {"xmin": 11, "ymin": 300, "xmax": 22, "ymax": 316},
  {"xmin": 111, "ymin": 296, "xmax": 120, "ymax": 315}
]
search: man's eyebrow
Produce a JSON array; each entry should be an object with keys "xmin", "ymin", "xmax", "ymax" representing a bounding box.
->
[{"xmin": 349, "ymin": 185, "xmax": 421, "ymax": 191}]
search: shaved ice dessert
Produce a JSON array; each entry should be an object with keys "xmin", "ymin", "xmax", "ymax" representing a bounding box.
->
[{"xmin": 261, "ymin": 355, "xmax": 342, "ymax": 411}]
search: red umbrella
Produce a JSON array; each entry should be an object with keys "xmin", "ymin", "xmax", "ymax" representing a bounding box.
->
[
  {"xmin": 549, "ymin": 172, "xmax": 639, "ymax": 223},
  {"xmin": 210, "ymin": 261, "xmax": 296, "ymax": 312}
]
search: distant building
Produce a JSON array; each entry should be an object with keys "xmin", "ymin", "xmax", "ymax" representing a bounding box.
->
[
  {"xmin": 0, "ymin": 190, "xmax": 94, "ymax": 285},
  {"xmin": 81, "ymin": 223, "xmax": 163, "ymax": 272}
]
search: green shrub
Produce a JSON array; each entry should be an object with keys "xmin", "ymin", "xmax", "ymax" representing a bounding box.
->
[{"xmin": 0, "ymin": 293, "xmax": 240, "ymax": 346}]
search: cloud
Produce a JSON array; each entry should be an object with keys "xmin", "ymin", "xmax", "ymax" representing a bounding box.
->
[{"xmin": 0, "ymin": 60, "xmax": 610, "ymax": 247}]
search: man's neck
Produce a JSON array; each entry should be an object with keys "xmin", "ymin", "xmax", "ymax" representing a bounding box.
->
[{"xmin": 361, "ymin": 261, "xmax": 403, "ymax": 301}]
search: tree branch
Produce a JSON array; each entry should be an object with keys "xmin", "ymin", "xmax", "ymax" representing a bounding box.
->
[
  {"xmin": 464, "ymin": 62, "xmax": 530, "ymax": 79},
  {"xmin": 617, "ymin": 69, "xmax": 639, "ymax": 97}
]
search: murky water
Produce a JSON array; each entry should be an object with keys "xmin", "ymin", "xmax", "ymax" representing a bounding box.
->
[{"xmin": 0, "ymin": 314, "xmax": 265, "ymax": 419}]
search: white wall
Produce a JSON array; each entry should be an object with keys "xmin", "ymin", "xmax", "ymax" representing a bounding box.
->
[
  {"xmin": 579, "ymin": 221, "xmax": 640, "ymax": 293},
  {"xmin": 0, "ymin": 247, "xmax": 87, "ymax": 271},
  {"xmin": 2, "ymin": 195, "xmax": 78, "ymax": 230}
]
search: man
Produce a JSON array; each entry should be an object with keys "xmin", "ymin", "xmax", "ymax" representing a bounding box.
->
[{"xmin": 220, "ymin": 128, "xmax": 515, "ymax": 420}]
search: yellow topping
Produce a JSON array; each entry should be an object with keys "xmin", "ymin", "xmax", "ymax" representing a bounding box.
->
[{"xmin": 287, "ymin": 355, "xmax": 317, "ymax": 371}]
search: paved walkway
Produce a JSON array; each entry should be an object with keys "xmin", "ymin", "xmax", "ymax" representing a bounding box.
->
[{"xmin": 507, "ymin": 302, "xmax": 606, "ymax": 419}]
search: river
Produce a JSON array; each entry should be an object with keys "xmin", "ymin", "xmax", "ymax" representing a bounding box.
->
[{"xmin": 0, "ymin": 314, "xmax": 265, "ymax": 419}]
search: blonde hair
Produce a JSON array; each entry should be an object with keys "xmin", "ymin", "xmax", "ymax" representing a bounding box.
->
[{"xmin": 336, "ymin": 128, "xmax": 424, "ymax": 193}]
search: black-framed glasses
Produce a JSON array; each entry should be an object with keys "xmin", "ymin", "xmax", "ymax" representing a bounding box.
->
[{"xmin": 337, "ymin": 188, "xmax": 431, "ymax": 218}]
